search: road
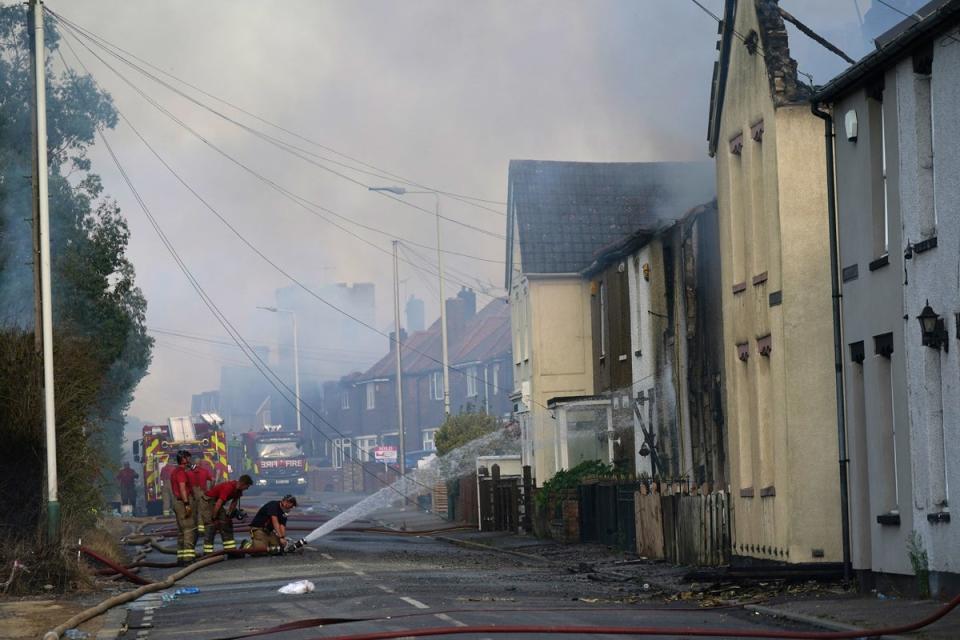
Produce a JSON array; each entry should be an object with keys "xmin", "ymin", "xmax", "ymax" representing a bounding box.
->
[{"xmin": 115, "ymin": 493, "xmax": 821, "ymax": 640}]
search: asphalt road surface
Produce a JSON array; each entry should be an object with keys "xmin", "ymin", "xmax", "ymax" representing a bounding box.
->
[{"xmin": 117, "ymin": 497, "xmax": 821, "ymax": 640}]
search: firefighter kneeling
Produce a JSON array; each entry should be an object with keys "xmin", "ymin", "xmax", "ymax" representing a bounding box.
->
[
  {"xmin": 200, "ymin": 474, "xmax": 253, "ymax": 555},
  {"xmin": 246, "ymin": 495, "xmax": 297, "ymax": 553}
]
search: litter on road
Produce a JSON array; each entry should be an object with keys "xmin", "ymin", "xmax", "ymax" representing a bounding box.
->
[{"xmin": 278, "ymin": 580, "xmax": 315, "ymax": 595}]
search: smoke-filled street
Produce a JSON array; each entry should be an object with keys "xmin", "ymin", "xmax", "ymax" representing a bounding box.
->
[
  {"xmin": 3, "ymin": 1, "xmax": 960, "ymax": 638},
  {"xmin": 117, "ymin": 493, "xmax": 822, "ymax": 640}
]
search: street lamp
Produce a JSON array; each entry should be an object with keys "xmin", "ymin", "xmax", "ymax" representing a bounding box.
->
[
  {"xmin": 257, "ymin": 306, "xmax": 303, "ymax": 432},
  {"xmin": 917, "ymin": 300, "xmax": 949, "ymax": 353},
  {"xmin": 369, "ymin": 186, "xmax": 452, "ymax": 419}
]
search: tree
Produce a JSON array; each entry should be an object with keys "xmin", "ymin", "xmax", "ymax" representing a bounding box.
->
[
  {"xmin": 0, "ymin": 5, "xmax": 152, "ymax": 580},
  {"xmin": 434, "ymin": 413, "xmax": 500, "ymax": 456}
]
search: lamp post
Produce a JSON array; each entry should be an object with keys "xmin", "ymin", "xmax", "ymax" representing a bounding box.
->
[
  {"xmin": 258, "ymin": 306, "xmax": 302, "ymax": 432},
  {"xmin": 369, "ymin": 186, "xmax": 451, "ymax": 418},
  {"xmin": 392, "ymin": 240, "xmax": 406, "ymax": 476}
]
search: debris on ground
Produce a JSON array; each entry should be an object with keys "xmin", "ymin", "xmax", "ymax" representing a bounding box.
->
[{"xmin": 278, "ymin": 580, "xmax": 315, "ymax": 594}]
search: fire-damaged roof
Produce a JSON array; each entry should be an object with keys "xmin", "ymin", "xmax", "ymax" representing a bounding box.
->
[
  {"xmin": 580, "ymin": 200, "xmax": 719, "ymax": 277},
  {"xmin": 504, "ymin": 160, "xmax": 714, "ymax": 287},
  {"xmin": 356, "ymin": 298, "xmax": 510, "ymax": 382}
]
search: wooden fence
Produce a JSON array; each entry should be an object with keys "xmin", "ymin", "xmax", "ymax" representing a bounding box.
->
[{"xmin": 635, "ymin": 482, "xmax": 729, "ymax": 566}]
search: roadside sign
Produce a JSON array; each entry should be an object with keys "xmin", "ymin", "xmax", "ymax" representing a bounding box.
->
[{"xmin": 373, "ymin": 446, "xmax": 398, "ymax": 463}]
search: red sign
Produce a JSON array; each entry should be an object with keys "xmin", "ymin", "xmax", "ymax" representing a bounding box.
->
[{"xmin": 374, "ymin": 446, "xmax": 398, "ymax": 463}]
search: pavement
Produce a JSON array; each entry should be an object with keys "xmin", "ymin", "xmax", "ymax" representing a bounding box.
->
[{"xmin": 74, "ymin": 490, "xmax": 959, "ymax": 640}]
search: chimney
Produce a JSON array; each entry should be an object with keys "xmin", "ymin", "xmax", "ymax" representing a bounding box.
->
[
  {"xmin": 389, "ymin": 328, "xmax": 408, "ymax": 352},
  {"xmin": 457, "ymin": 287, "xmax": 476, "ymax": 319},
  {"xmin": 445, "ymin": 297, "xmax": 467, "ymax": 343},
  {"xmin": 406, "ymin": 295, "xmax": 425, "ymax": 332}
]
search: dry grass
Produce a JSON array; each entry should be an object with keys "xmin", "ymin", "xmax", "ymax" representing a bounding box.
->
[{"xmin": 0, "ymin": 330, "xmax": 117, "ymax": 595}]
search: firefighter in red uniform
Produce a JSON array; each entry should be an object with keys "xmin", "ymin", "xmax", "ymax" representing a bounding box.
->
[
  {"xmin": 188, "ymin": 459, "xmax": 214, "ymax": 542},
  {"xmin": 170, "ymin": 450, "xmax": 196, "ymax": 564},
  {"xmin": 116, "ymin": 462, "xmax": 138, "ymax": 510},
  {"xmin": 201, "ymin": 475, "xmax": 253, "ymax": 555},
  {"xmin": 160, "ymin": 460, "xmax": 176, "ymax": 516}
]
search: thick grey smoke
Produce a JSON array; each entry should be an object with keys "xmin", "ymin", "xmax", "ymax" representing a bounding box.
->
[{"xmin": 38, "ymin": 0, "xmax": 904, "ymax": 421}]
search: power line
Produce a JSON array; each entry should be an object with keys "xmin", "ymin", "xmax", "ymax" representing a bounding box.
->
[
  {"xmin": 48, "ymin": 8, "xmax": 509, "ymax": 223},
  {"xmin": 95, "ymin": 124, "xmax": 442, "ymax": 508},
  {"xmin": 149, "ymin": 330, "xmax": 378, "ymax": 368},
  {"xmin": 148, "ymin": 327, "xmax": 382, "ymax": 360},
  {"xmin": 52, "ymin": 21, "xmax": 502, "ymax": 303},
  {"xmin": 54, "ymin": 28, "xmax": 531, "ymax": 416},
  {"xmin": 687, "ymin": 0, "xmax": 817, "ymax": 86},
  {"xmin": 50, "ymin": 17, "xmax": 504, "ymax": 264}
]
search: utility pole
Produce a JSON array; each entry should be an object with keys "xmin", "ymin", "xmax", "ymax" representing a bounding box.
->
[
  {"xmin": 433, "ymin": 193, "xmax": 451, "ymax": 418},
  {"xmin": 392, "ymin": 240, "xmax": 406, "ymax": 476},
  {"xmin": 290, "ymin": 313, "xmax": 302, "ymax": 435},
  {"xmin": 28, "ymin": 8, "xmax": 42, "ymax": 354},
  {"xmin": 30, "ymin": 0, "xmax": 60, "ymax": 541},
  {"xmin": 368, "ymin": 187, "xmax": 450, "ymax": 417}
]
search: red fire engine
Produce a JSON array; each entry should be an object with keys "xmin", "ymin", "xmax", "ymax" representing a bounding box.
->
[
  {"xmin": 241, "ymin": 425, "xmax": 308, "ymax": 494},
  {"xmin": 133, "ymin": 414, "xmax": 229, "ymax": 515}
]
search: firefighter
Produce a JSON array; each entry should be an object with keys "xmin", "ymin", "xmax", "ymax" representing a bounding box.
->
[
  {"xmin": 116, "ymin": 462, "xmax": 138, "ymax": 511},
  {"xmin": 200, "ymin": 474, "xmax": 252, "ymax": 555},
  {"xmin": 170, "ymin": 449, "xmax": 196, "ymax": 564},
  {"xmin": 160, "ymin": 459, "xmax": 176, "ymax": 516},
  {"xmin": 188, "ymin": 458, "xmax": 214, "ymax": 541},
  {"xmin": 247, "ymin": 494, "xmax": 297, "ymax": 553}
]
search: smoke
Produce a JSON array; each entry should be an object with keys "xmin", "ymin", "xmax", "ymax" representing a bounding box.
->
[
  {"xmin": 38, "ymin": 1, "xmax": 884, "ymax": 420},
  {"xmin": 0, "ymin": 135, "xmax": 37, "ymax": 329}
]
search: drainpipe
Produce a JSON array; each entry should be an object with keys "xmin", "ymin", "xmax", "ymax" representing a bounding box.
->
[{"xmin": 811, "ymin": 101, "xmax": 852, "ymax": 582}]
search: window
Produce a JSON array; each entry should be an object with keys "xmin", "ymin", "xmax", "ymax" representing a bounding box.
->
[
  {"xmin": 880, "ymin": 104, "xmax": 890, "ymax": 254},
  {"xmin": 333, "ymin": 438, "xmax": 352, "ymax": 469},
  {"xmin": 355, "ymin": 436, "xmax": 377, "ymax": 462},
  {"xmin": 430, "ymin": 371, "xmax": 443, "ymax": 401},
  {"xmin": 422, "ymin": 428, "xmax": 439, "ymax": 452},
  {"xmin": 599, "ymin": 281, "xmax": 607, "ymax": 357},
  {"xmin": 869, "ymin": 96, "xmax": 889, "ymax": 256},
  {"xmin": 365, "ymin": 382, "xmax": 376, "ymax": 410},
  {"xmin": 340, "ymin": 392, "xmax": 349, "ymax": 410},
  {"xmin": 466, "ymin": 366, "xmax": 478, "ymax": 397}
]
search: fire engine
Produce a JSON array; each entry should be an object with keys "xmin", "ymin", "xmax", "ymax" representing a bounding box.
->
[
  {"xmin": 133, "ymin": 414, "xmax": 229, "ymax": 516},
  {"xmin": 241, "ymin": 425, "xmax": 308, "ymax": 494}
]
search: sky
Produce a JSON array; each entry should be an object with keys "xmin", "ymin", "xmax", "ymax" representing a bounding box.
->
[{"xmin": 27, "ymin": 0, "xmax": 912, "ymax": 423}]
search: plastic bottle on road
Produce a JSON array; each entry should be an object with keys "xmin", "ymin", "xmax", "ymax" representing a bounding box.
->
[
  {"xmin": 174, "ymin": 586, "xmax": 200, "ymax": 596},
  {"xmin": 63, "ymin": 630, "xmax": 90, "ymax": 640}
]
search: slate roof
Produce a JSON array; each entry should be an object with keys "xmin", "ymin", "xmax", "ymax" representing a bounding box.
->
[
  {"xmin": 355, "ymin": 298, "xmax": 510, "ymax": 382},
  {"xmin": 505, "ymin": 160, "xmax": 714, "ymax": 286},
  {"xmin": 814, "ymin": 0, "xmax": 960, "ymax": 102}
]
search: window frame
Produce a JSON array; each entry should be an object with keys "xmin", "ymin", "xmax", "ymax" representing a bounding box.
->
[
  {"xmin": 430, "ymin": 371, "xmax": 443, "ymax": 401},
  {"xmin": 365, "ymin": 382, "xmax": 376, "ymax": 410}
]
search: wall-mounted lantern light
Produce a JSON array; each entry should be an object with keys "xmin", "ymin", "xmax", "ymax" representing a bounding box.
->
[
  {"xmin": 917, "ymin": 300, "xmax": 948, "ymax": 352},
  {"xmin": 844, "ymin": 109, "xmax": 858, "ymax": 141}
]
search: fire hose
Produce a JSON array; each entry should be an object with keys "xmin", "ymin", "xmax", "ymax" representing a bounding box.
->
[
  {"xmin": 63, "ymin": 538, "xmax": 960, "ymax": 639},
  {"xmin": 164, "ymin": 591, "xmax": 960, "ymax": 640},
  {"xmin": 42, "ymin": 555, "xmax": 225, "ymax": 640},
  {"xmin": 298, "ymin": 597, "xmax": 960, "ymax": 639}
]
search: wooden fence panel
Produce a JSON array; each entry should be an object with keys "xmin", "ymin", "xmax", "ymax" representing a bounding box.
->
[
  {"xmin": 634, "ymin": 487, "xmax": 665, "ymax": 559},
  {"xmin": 633, "ymin": 483, "xmax": 729, "ymax": 566}
]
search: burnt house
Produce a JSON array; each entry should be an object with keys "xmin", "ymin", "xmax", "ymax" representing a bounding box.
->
[{"xmin": 581, "ymin": 201, "xmax": 725, "ymax": 485}]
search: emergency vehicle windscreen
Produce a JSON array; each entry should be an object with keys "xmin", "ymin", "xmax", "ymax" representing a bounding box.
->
[{"xmin": 256, "ymin": 440, "xmax": 302, "ymax": 459}]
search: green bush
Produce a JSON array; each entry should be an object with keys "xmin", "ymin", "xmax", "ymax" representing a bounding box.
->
[{"xmin": 535, "ymin": 459, "xmax": 615, "ymax": 508}]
